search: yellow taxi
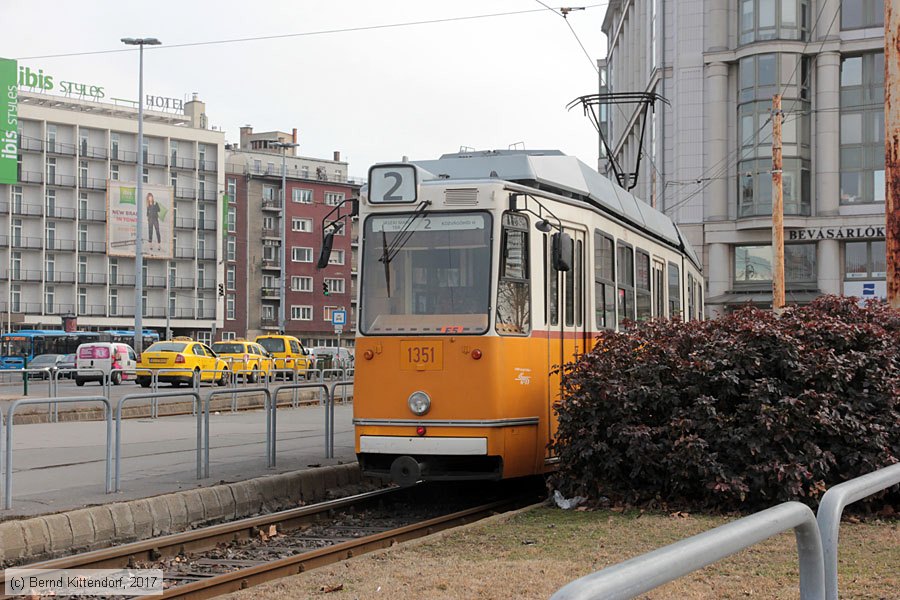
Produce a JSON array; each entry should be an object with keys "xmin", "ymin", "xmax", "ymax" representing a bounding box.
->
[
  {"xmin": 211, "ymin": 339, "xmax": 274, "ymax": 383},
  {"xmin": 136, "ymin": 337, "xmax": 229, "ymax": 387},
  {"xmin": 254, "ymin": 334, "xmax": 314, "ymax": 379}
]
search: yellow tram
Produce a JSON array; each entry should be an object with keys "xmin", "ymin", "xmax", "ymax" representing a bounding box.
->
[{"xmin": 324, "ymin": 150, "xmax": 703, "ymax": 485}]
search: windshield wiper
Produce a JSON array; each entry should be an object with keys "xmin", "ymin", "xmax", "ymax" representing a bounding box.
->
[{"xmin": 379, "ymin": 200, "xmax": 431, "ymax": 265}]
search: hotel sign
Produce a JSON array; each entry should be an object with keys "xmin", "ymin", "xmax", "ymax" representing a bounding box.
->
[
  {"xmin": 787, "ymin": 225, "xmax": 885, "ymax": 241},
  {"xmin": 0, "ymin": 58, "xmax": 17, "ymax": 185}
]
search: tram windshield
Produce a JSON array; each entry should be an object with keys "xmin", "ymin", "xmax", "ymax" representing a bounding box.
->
[{"xmin": 361, "ymin": 212, "xmax": 492, "ymax": 335}]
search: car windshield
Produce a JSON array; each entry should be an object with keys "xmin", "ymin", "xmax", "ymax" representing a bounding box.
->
[
  {"xmin": 212, "ymin": 343, "xmax": 244, "ymax": 354},
  {"xmin": 29, "ymin": 354, "xmax": 60, "ymax": 365},
  {"xmin": 257, "ymin": 338, "xmax": 286, "ymax": 353},
  {"xmin": 146, "ymin": 342, "xmax": 188, "ymax": 353}
]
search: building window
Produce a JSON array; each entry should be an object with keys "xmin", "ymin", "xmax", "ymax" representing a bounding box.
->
[
  {"xmin": 226, "ymin": 178, "xmax": 236, "ymax": 200},
  {"xmin": 110, "ymin": 164, "xmax": 119, "ymax": 181},
  {"xmin": 324, "ymin": 192, "xmax": 344, "ymax": 206},
  {"xmin": 323, "ymin": 305, "xmax": 344, "ymax": 321},
  {"xmin": 324, "ymin": 277, "xmax": 345, "ymax": 294},
  {"xmin": 292, "ymin": 247, "xmax": 313, "ymax": 262},
  {"xmin": 844, "ymin": 240, "xmax": 886, "ymax": 279},
  {"xmin": 109, "ymin": 289, "xmax": 118, "ymax": 316},
  {"xmin": 226, "ymin": 297, "xmax": 235, "ymax": 320},
  {"xmin": 291, "ymin": 305, "xmax": 313, "ymax": 320},
  {"xmin": 262, "ymin": 186, "xmax": 277, "ymax": 202},
  {"xmin": 227, "ymin": 206, "xmax": 236, "ymax": 232},
  {"xmin": 45, "ymin": 285, "xmax": 55, "ymax": 313},
  {"xmin": 840, "ymin": 52, "xmax": 885, "ymax": 205},
  {"xmin": 10, "ymin": 284, "xmax": 20, "ymax": 312},
  {"xmin": 739, "ymin": 0, "xmax": 808, "ymax": 45},
  {"xmin": 226, "ymin": 265, "xmax": 236, "ymax": 290},
  {"xmin": 292, "ymin": 188, "xmax": 313, "ymax": 204},
  {"xmin": 222, "ymin": 331, "xmax": 236, "ymax": 341},
  {"xmin": 292, "ymin": 217, "xmax": 312, "ymax": 232},
  {"xmin": 734, "ymin": 244, "xmax": 817, "ymax": 283},
  {"xmin": 738, "ymin": 53, "xmax": 810, "ymax": 217},
  {"xmin": 142, "ymin": 167, "xmax": 149, "ymax": 184},
  {"xmin": 328, "ymin": 249, "xmax": 345, "ymax": 265},
  {"xmin": 227, "ymin": 237, "xmax": 236, "ymax": 261},
  {"xmin": 841, "ymin": 0, "xmax": 884, "ymax": 30},
  {"xmin": 292, "ymin": 276, "xmax": 313, "ymax": 292},
  {"xmin": 77, "ymin": 287, "xmax": 86, "ymax": 314}
]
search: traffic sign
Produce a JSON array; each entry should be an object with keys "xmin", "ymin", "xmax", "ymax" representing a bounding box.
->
[{"xmin": 332, "ymin": 310, "xmax": 347, "ymax": 326}]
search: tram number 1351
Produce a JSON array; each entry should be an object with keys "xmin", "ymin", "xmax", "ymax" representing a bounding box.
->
[{"xmin": 400, "ymin": 342, "xmax": 443, "ymax": 370}]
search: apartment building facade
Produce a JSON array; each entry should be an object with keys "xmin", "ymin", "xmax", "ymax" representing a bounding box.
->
[
  {"xmin": 600, "ymin": 0, "xmax": 885, "ymax": 314},
  {"xmin": 1, "ymin": 82, "xmax": 225, "ymax": 340},
  {"xmin": 223, "ymin": 126, "xmax": 359, "ymax": 347}
]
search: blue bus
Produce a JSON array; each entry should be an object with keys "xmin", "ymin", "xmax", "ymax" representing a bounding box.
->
[
  {"xmin": 0, "ymin": 330, "xmax": 110, "ymax": 369},
  {"xmin": 101, "ymin": 330, "xmax": 160, "ymax": 350}
]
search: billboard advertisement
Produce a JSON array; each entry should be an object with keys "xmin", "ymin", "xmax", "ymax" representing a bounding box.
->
[
  {"xmin": 107, "ymin": 182, "xmax": 174, "ymax": 259},
  {"xmin": 0, "ymin": 57, "xmax": 18, "ymax": 185}
]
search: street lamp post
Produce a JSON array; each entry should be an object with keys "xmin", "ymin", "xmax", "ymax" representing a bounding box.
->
[
  {"xmin": 270, "ymin": 141, "xmax": 299, "ymax": 334},
  {"xmin": 122, "ymin": 36, "xmax": 161, "ymax": 354}
]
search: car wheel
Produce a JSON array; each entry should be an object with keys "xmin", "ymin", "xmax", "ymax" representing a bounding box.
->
[
  {"xmin": 217, "ymin": 368, "xmax": 228, "ymax": 387},
  {"xmin": 111, "ymin": 371, "xmax": 122, "ymax": 385},
  {"xmin": 248, "ymin": 367, "xmax": 258, "ymax": 384},
  {"xmin": 138, "ymin": 377, "xmax": 151, "ymax": 388},
  {"xmin": 75, "ymin": 378, "xmax": 85, "ymax": 387}
]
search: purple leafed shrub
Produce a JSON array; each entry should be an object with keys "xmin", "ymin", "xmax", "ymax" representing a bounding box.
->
[{"xmin": 549, "ymin": 296, "xmax": 900, "ymax": 512}]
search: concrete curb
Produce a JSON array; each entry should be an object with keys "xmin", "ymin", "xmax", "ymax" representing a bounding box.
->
[{"xmin": 0, "ymin": 463, "xmax": 365, "ymax": 566}]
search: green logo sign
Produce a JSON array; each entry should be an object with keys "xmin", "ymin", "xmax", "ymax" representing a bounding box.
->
[
  {"xmin": 119, "ymin": 186, "xmax": 136, "ymax": 205},
  {"xmin": 0, "ymin": 57, "xmax": 18, "ymax": 185}
]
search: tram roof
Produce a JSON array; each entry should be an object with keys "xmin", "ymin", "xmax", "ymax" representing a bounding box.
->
[{"xmin": 410, "ymin": 150, "xmax": 700, "ymax": 268}]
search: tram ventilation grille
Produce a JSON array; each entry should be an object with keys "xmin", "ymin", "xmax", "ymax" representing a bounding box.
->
[{"xmin": 444, "ymin": 188, "xmax": 479, "ymax": 205}]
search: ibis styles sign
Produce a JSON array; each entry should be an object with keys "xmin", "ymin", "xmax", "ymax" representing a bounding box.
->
[{"xmin": 0, "ymin": 58, "xmax": 17, "ymax": 185}]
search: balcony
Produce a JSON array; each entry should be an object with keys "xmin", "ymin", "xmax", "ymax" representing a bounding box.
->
[
  {"xmin": 46, "ymin": 174, "xmax": 77, "ymax": 187},
  {"xmin": 199, "ymin": 160, "xmax": 216, "ymax": 173},
  {"xmin": 198, "ymin": 219, "xmax": 216, "ymax": 231},
  {"xmin": 261, "ymin": 258, "xmax": 281, "ymax": 270},
  {"xmin": 11, "ymin": 203, "xmax": 43, "ymax": 217},
  {"xmin": 46, "ymin": 239, "xmax": 76, "ymax": 251},
  {"xmin": 145, "ymin": 152, "xmax": 168, "ymax": 167},
  {"xmin": 144, "ymin": 306, "xmax": 167, "ymax": 318},
  {"xmin": 110, "ymin": 149, "xmax": 137, "ymax": 163},
  {"xmin": 260, "ymin": 317, "xmax": 279, "ymax": 329},
  {"xmin": 79, "ymin": 177, "xmax": 107, "ymax": 191},
  {"xmin": 20, "ymin": 137, "xmax": 42, "ymax": 152},
  {"xmin": 145, "ymin": 275, "xmax": 167, "ymax": 288},
  {"xmin": 175, "ymin": 187, "xmax": 196, "ymax": 200},
  {"xmin": 19, "ymin": 171, "xmax": 43, "ymax": 185},
  {"xmin": 196, "ymin": 308, "xmax": 216, "ymax": 319},
  {"xmin": 198, "ymin": 190, "xmax": 217, "ymax": 202},
  {"xmin": 80, "ymin": 145, "xmax": 108, "ymax": 160},
  {"xmin": 78, "ymin": 208, "xmax": 107, "ymax": 222},
  {"xmin": 110, "ymin": 274, "xmax": 137, "ymax": 286},
  {"xmin": 77, "ymin": 273, "xmax": 107, "ymax": 284},
  {"xmin": 175, "ymin": 247, "xmax": 195, "ymax": 259},
  {"xmin": 3, "ymin": 269, "xmax": 42, "ymax": 282},
  {"xmin": 46, "ymin": 205, "xmax": 76, "ymax": 219},
  {"xmin": 261, "ymin": 198, "xmax": 282, "ymax": 211},
  {"xmin": 46, "ymin": 141, "xmax": 76, "ymax": 156},
  {"xmin": 46, "ymin": 271, "xmax": 76, "ymax": 283},
  {"xmin": 10, "ymin": 236, "xmax": 43, "ymax": 249},
  {"xmin": 175, "ymin": 216, "xmax": 196, "ymax": 229},
  {"xmin": 261, "ymin": 227, "xmax": 280, "ymax": 239},
  {"xmin": 198, "ymin": 279, "xmax": 215, "ymax": 290},
  {"xmin": 197, "ymin": 248, "xmax": 216, "ymax": 260},
  {"xmin": 261, "ymin": 287, "xmax": 280, "ymax": 299},
  {"xmin": 171, "ymin": 156, "xmax": 195, "ymax": 170},
  {"xmin": 173, "ymin": 276, "xmax": 195, "ymax": 289},
  {"xmin": 78, "ymin": 240, "xmax": 107, "ymax": 253}
]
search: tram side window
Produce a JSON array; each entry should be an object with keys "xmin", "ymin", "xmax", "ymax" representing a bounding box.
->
[
  {"xmin": 564, "ymin": 238, "xmax": 576, "ymax": 326},
  {"xmin": 594, "ymin": 232, "xmax": 615, "ymax": 329},
  {"xmin": 636, "ymin": 249, "xmax": 651, "ymax": 321},
  {"xmin": 575, "ymin": 240, "xmax": 583, "ymax": 327},
  {"xmin": 652, "ymin": 260, "xmax": 665, "ymax": 318},
  {"xmin": 616, "ymin": 242, "xmax": 635, "ymax": 326},
  {"xmin": 668, "ymin": 262, "xmax": 681, "ymax": 317},
  {"xmin": 688, "ymin": 273, "xmax": 697, "ymax": 320},
  {"xmin": 496, "ymin": 213, "xmax": 530, "ymax": 335},
  {"xmin": 546, "ymin": 235, "xmax": 559, "ymax": 326}
]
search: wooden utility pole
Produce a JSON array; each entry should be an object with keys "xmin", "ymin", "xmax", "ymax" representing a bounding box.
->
[
  {"xmin": 886, "ymin": 1, "xmax": 900, "ymax": 308},
  {"xmin": 771, "ymin": 94, "xmax": 785, "ymax": 311}
]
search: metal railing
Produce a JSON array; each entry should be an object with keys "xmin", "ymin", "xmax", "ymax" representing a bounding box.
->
[
  {"xmin": 269, "ymin": 382, "xmax": 330, "ymax": 467},
  {"xmin": 202, "ymin": 387, "xmax": 271, "ymax": 478},
  {"xmin": 550, "ymin": 501, "xmax": 825, "ymax": 600},
  {"xmin": 818, "ymin": 462, "xmax": 900, "ymax": 600},
  {"xmin": 2, "ymin": 395, "xmax": 112, "ymax": 509},
  {"xmin": 115, "ymin": 391, "xmax": 201, "ymax": 492}
]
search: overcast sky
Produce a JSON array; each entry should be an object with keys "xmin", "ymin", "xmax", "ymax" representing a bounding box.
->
[{"xmin": 6, "ymin": 0, "xmax": 607, "ymax": 177}]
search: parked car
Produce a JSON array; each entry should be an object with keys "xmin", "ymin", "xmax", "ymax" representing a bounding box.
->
[
  {"xmin": 211, "ymin": 340, "xmax": 274, "ymax": 383},
  {"xmin": 255, "ymin": 334, "xmax": 314, "ymax": 379},
  {"xmin": 26, "ymin": 354, "xmax": 66, "ymax": 379},
  {"xmin": 75, "ymin": 342, "xmax": 137, "ymax": 386},
  {"xmin": 136, "ymin": 338, "xmax": 229, "ymax": 388},
  {"xmin": 310, "ymin": 347, "xmax": 354, "ymax": 371},
  {"xmin": 58, "ymin": 353, "xmax": 77, "ymax": 379}
]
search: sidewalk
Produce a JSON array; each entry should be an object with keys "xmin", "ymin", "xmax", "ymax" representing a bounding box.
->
[{"xmin": 0, "ymin": 402, "xmax": 357, "ymax": 518}]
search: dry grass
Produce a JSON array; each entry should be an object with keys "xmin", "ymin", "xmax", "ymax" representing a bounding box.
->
[{"xmin": 225, "ymin": 505, "xmax": 899, "ymax": 599}]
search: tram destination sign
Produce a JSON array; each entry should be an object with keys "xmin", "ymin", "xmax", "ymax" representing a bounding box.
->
[{"xmin": 371, "ymin": 214, "xmax": 485, "ymax": 233}]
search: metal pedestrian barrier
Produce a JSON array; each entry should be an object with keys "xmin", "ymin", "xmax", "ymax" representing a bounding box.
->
[
  {"xmin": 269, "ymin": 383, "xmax": 330, "ymax": 467},
  {"xmin": 115, "ymin": 390, "xmax": 201, "ymax": 492},
  {"xmin": 550, "ymin": 501, "xmax": 826, "ymax": 600},
  {"xmin": 2, "ymin": 395, "xmax": 113, "ymax": 510},
  {"xmin": 818, "ymin": 462, "xmax": 900, "ymax": 600},
  {"xmin": 201, "ymin": 387, "xmax": 272, "ymax": 478},
  {"xmin": 50, "ymin": 368, "xmax": 107, "ymax": 420},
  {"xmin": 327, "ymin": 380, "xmax": 355, "ymax": 459}
]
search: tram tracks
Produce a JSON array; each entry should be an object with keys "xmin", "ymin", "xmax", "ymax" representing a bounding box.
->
[{"xmin": 2, "ymin": 482, "xmax": 542, "ymax": 599}]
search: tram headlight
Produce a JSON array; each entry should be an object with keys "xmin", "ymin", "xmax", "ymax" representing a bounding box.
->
[{"xmin": 408, "ymin": 391, "xmax": 431, "ymax": 416}]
